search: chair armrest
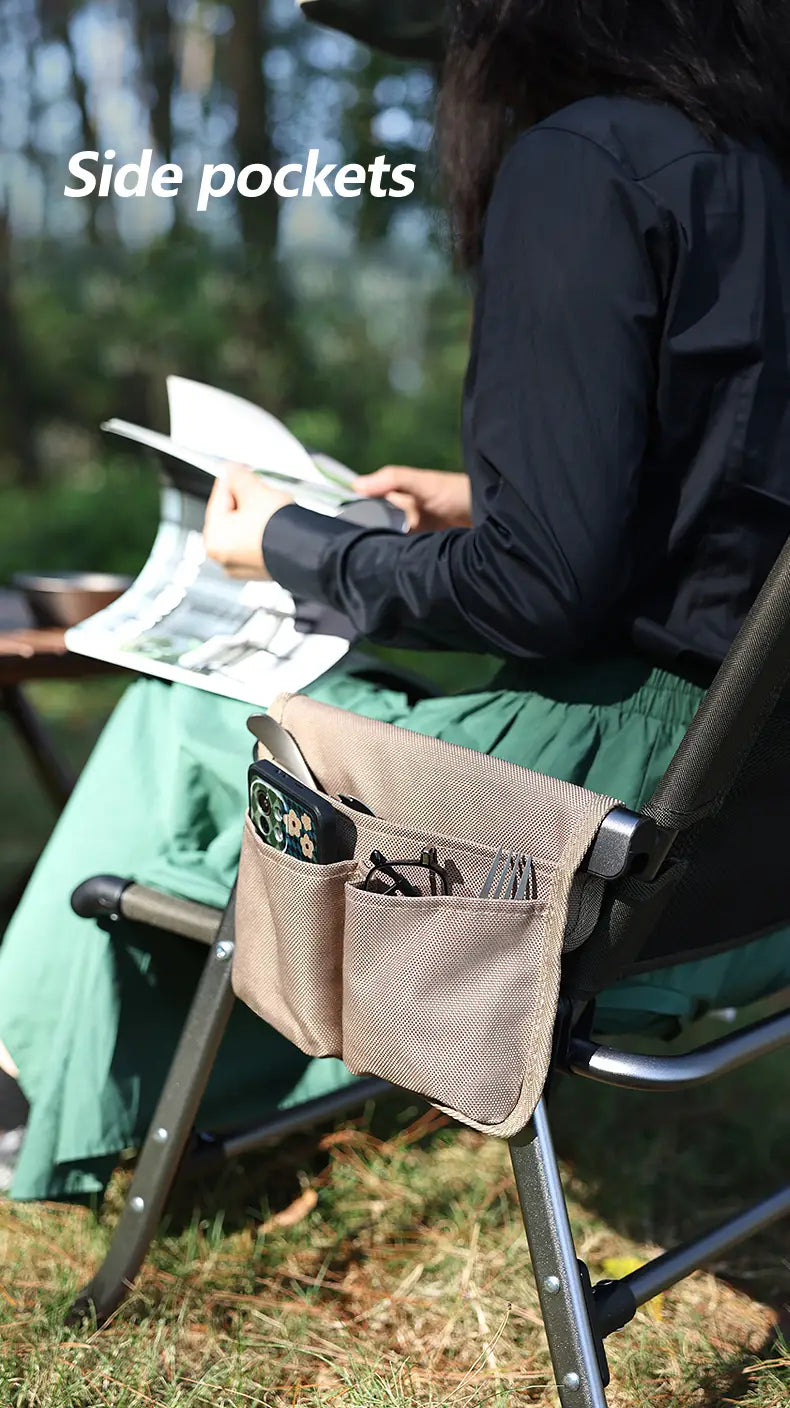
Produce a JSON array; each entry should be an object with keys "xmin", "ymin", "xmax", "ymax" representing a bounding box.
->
[
  {"xmin": 71, "ymin": 875, "xmax": 223, "ymax": 946},
  {"xmin": 568, "ymin": 1006, "xmax": 790, "ymax": 1090}
]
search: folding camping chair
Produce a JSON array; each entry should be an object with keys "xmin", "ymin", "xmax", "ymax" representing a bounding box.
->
[{"xmin": 67, "ymin": 531, "xmax": 790, "ymax": 1408}]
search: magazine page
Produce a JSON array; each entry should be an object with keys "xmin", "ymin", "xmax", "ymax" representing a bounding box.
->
[
  {"xmin": 68, "ymin": 373, "xmax": 404, "ymax": 704},
  {"xmin": 166, "ymin": 376, "xmax": 357, "ymax": 489},
  {"xmin": 65, "ymin": 478, "xmax": 356, "ymax": 706},
  {"xmin": 67, "ymin": 355, "xmax": 406, "ymax": 704},
  {"xmin": 101, "ymin": 419, "xmax": 355, "ymax": 514}
]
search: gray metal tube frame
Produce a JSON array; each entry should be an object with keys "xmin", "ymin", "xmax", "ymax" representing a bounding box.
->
[
  {"xmin": 567, "ymin": 1004, "xmax": 790, "ymax": 1339},
  {"xmin": 69, "ymin": 895, "xmax": 240, "ymax": 1324},
  {"xmin": 68, "ymin": 887, "xmax": 395, "ymax": 1325},
  {"xmin": 569, "ymin": 1006, "xmax": 790, "ymax": 1090},
  {"xmin": 510, "ymin": 1100, "xmax": 609, "ymax": 1408},
  {"xmin": 183, "ymin": 1076, "xmax": 392, "ymax": 1177},
  {"xmin": 622, "ymin": 1182, "xmax": 790, "ymax": 1310},
  {"xmin": 120, "ymin": 882, "xmax": 223, "ymax": 946}
]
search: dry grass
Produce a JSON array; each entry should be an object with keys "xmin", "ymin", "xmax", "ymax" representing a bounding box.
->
[
  {"xmin": 2, "ymin": 690, "xmax": 789, "ymax": 1404},
  {"xmin": 2, "ymin": 1050, "xmax": 790, "ymax": 1408}
]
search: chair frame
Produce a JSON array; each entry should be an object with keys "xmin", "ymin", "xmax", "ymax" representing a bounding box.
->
[
  {"xmin": 67, "ymin": 813, "xmax": 790, "ymax": 1408},
  {"xmin": 68, "ymin": 528, "xmax": 790, "ymax": 1401},
  {"xmin": 67, "ymin": 882, "xmax": 390, "ymax": 1324},
  {"xmin": 515, "ymin": 1011, "xmax": 790, "ymax": 1407}
]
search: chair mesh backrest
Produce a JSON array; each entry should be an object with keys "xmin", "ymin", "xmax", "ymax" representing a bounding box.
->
[
  {"xmin": 630, "ymin": 697, "xmax": 790, "ymax": 970},
  {"xmin": 569, "ymin": 532, "xmax": 790, "ymax": 993}
]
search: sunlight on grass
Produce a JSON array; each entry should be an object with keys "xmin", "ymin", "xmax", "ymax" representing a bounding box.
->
[
  {"xmin": 1, "ymin": 685, "xmax": 789, "ymax": 1405},
  {"xmin": 2, "ymin": 1073, "xmax": 789, "ymax": 1406}
]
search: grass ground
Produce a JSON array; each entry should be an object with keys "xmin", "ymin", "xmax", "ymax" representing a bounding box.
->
[{"xmin": 1, "ymin": 682, "xmax": 790, "ymax": 1407}]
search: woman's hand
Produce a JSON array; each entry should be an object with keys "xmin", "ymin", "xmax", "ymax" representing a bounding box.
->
[
  {"xmin": 353, "ymin": 467, "xmax": 472, "ymax": 532},
  {"xmin": 203, "ymin": 464, "xmax": 292, "ymax": 579}
]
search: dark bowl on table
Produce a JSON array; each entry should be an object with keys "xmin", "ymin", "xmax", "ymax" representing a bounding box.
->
[{"xmin": 12, "ymin": 572, "xmax": 132, "ymax": 629}]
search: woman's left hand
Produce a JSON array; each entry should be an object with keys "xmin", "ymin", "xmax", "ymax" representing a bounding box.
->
[{"xmin": 203, "ymin": 463, "xmax": 293, "ymax": 579}]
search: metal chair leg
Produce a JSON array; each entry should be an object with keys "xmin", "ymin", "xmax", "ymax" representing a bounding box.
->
[
  {"xmin": 510, "ymin": 1099, "xmax": 609, "ymax": 1408},
  {"xmin": 68, "ymin": 893, "xmax": 238, "ymax": 1324}
]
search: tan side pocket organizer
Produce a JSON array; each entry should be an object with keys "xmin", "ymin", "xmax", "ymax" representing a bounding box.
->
[
  {"xmin": 233, "ymin": 692, "xmax": 621, "ymax": 1137},
  {"xmin": 233, "ymin": 814, "xmax": 361, "ymax": 1058},
  {"xmin": 342, "ymin": 887, "xmax": 556, "ymax": 1132}
]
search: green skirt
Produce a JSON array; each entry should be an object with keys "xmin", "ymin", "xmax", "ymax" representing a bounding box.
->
[{"xmin": 1, "ymin": 651, "xmax": 789, "ymax": 1201}]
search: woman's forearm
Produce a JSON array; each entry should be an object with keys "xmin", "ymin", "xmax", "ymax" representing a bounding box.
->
[{"xmin": 262, "ymin": 502, "xmax": 619, "ymax": 658}]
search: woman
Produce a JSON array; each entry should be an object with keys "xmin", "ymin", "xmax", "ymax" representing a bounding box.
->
[{"xmin": 4, "ymin": 0, "xmax": 790, "ymax": 1200}]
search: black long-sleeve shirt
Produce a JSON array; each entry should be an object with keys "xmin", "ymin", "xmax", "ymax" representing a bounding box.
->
[{"xmin": 264, "ymin": 96, "xmax": 790, "ymax": 669}]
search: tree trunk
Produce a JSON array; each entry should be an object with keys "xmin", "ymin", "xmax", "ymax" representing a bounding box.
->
[
  {"xmin": 38, "ymin": 0, "xmax": 108, "ymax": 244},
  {"xmin": 227, "ymin": 0, "xmax": 280, "ymax": 252},
  {"xmin": 0, "ymin": 210, "xmax": 43, "ymax": 484},
  {"xmin": 133, "ymin": 0, "xmax": 176, "ymax": 161}
]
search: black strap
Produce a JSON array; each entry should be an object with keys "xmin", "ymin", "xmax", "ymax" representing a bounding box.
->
[{"xmin": 566, "ymin": 860, "xmax": 687, "ymax": 1000}]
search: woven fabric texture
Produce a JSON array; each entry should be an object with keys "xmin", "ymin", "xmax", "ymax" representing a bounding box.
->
[
  {"xmin": 232, "ymin": 692, "xmax": 618, "ymax": 1137},
  {"xmin": 233, "ymin": 817, "xmax": 362, "ymax": 1056}
]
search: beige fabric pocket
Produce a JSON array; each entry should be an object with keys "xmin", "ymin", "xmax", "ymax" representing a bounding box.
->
[
  {"xmin": 235, "ymin": 693, "xmax": 621, "ymax": 1136},
  {"xmin": 233, "ymin": 814, "xmax": 361, "ymax": 1057},
  {"xmin": 342, "ymin": 884, "xmax": 560, "ymax": 1135}
]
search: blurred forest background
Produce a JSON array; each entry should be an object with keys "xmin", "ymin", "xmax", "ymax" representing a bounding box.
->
[
  {"xmin": 0, "ymin": 0, "xmax": 468, "ymax": 892},
  {"xmin": 0, "ymin": 0, "xmax": 469, "ymax": 583}
]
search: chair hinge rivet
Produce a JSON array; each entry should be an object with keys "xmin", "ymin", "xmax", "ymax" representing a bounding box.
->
[
  {"xmin": 130, "ymin": 1196, "xmax": 145, "ymax": 1213},
  {"xmin": 562, "ymin": 1372, "xmax": 581, "ymax": 1392},
  {"xmin": 215, "ymin": 940, "xmax": 234, "ymax": 962},
  {"xmin": 543, "ymin": 1276, "xmax": 561, "ymax": 1295},
  {"xmin": 153, "ymin": 1128, "xmax": 168, "ymax": 1144}
]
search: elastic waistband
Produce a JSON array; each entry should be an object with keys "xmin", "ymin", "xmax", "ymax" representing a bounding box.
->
[{"xmin": 491, "ymin": 655, "xmax": 707, "ymax": 729}]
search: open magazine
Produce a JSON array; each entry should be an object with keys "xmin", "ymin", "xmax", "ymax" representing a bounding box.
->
[{"xmin": 66, "ymin": 376, "xmax": 402, "ymax": 706}]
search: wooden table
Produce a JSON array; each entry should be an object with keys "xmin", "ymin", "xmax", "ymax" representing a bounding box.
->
[{"xmin": 0, "ymin": 593, "xmax": 121, "ymax": 812}]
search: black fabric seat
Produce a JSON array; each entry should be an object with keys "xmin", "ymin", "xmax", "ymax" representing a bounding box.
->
[{"xmin": 628, "ymin": 701, "xmax": 790, "ymax": 970}]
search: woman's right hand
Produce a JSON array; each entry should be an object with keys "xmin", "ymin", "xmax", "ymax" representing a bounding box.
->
[{"xmin": 352, "ymin": 467, "xmax": 473, "ymax": 533}]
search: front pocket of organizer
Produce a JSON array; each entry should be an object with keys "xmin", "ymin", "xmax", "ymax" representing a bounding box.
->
[
  {"xmin": 341, "ymin": 884, "xmax": 555, "ymax": 1128},
  {"xmin": 329, "ymin": 802, "xmax": 556, "ymax": 903},
  {"xmin": 233, "ymin": 814, "xmax": 361, "ymax": 1058}
]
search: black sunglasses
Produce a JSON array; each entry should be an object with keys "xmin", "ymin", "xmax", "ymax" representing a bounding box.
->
[{"xmin": 363, "ymin": 847, "xmax": 450, "ymax": 897}]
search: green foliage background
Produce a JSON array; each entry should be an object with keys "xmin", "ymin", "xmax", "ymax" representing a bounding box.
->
[{"xmin": 1, "ymin": 0, "xmax": 470, "ymax": 582}]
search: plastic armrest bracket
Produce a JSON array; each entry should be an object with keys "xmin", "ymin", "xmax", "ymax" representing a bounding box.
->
[{"xmin": 585, "ymin": 807, "xmax": 674, "ymax": 881}]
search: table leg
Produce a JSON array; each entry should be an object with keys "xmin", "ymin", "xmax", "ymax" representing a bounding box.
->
[{"xmin": 1, "ymin": 684, "xmax": 76, "ymax": 812}]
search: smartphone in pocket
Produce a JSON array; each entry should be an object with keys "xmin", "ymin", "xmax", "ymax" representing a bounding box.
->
[{"xmin": 248, "ymin": 760, "xmax": 356, "ymax": 863}]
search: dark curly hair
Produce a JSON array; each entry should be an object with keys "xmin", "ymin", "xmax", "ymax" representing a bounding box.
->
[{"xmin": 438, "ymin": 0, "xmax": 790, "ymax": 266}]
